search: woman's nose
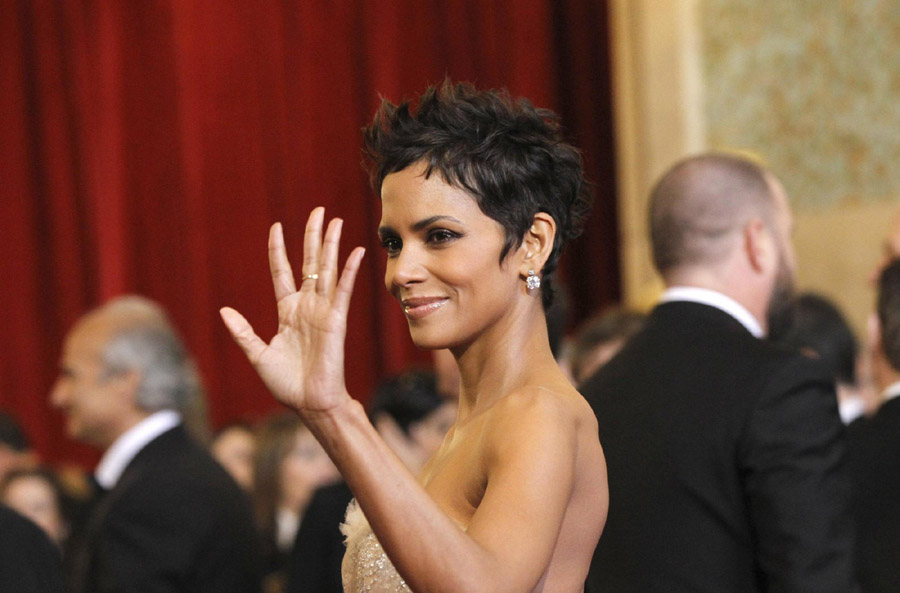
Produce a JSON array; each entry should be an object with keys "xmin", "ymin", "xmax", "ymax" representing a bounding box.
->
[{"xmin": 386, "ymin": 246, "xmax": 426, "ymax": 289}]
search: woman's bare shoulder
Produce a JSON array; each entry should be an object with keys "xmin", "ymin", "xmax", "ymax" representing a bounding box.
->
[{"xmin": 481, "ymin": 380, "xmax": 595, "ymax": 444}]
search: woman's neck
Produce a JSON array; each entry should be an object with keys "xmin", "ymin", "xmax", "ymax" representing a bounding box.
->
[{"xmin": 452, "ymin": 301, "xmax": 560, "ymax": 421}]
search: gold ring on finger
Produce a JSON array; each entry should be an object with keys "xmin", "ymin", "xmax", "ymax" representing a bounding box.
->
[{"xmin": 302, "ymin": 273, "xmax": 319, "ymax": 281}]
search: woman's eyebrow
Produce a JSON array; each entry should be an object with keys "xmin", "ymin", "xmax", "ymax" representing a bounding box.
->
[
  {"xmin": 378, "ymin": 216, "xmax": 464, "ymax": 238},
  {"xmin": 411, "ymin": 215, "xmax": 463, "ymax": 231}
]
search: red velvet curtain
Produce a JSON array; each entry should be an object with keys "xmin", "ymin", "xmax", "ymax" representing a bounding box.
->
[{"xmin": 0, "ymin": 0, "xmax": 618, "ymax": 468}]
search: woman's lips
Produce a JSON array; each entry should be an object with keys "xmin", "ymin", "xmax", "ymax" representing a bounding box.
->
[{"xmin": 402, "ymin": 297, "xmax": 448, "ymax": 320}]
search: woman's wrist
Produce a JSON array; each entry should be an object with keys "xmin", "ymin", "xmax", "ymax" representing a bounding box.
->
[{"xmin": 298, "ymin": 395, "xmax": 366, "ymax": 446}]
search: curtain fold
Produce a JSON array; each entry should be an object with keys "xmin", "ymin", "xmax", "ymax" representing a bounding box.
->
[{"xmin": 0, "ymin": 0, "xmax": 618, "ymax": 467}]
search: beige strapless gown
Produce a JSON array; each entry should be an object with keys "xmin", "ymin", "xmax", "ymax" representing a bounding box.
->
[{"xmin": 340, "ymin": 500, "xmax": 411, "ymax": 593}]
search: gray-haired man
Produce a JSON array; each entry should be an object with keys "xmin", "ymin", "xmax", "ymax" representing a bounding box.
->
[{"xmin": 53, "ymin": 296, "xmax": 261, "ymax": 593}]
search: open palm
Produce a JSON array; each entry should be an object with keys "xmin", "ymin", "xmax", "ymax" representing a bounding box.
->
[{"xmin": 220, "ymin": 208, "xmax": 365, "ymax": 413}]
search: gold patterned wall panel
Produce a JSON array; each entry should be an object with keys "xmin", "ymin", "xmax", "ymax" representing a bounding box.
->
[{"xmin": 701, "ymin": 0, "xmax": 900, "ymax": 210}]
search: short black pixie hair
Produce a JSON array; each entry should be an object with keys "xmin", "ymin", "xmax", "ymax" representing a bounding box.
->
[{"xmin": 363, "ymin": 80, "xmax": 593, "ymax": 308}]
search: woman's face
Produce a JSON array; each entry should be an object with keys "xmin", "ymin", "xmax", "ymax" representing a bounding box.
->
[
  {"xmin": 2, "ymin": 475, "xmax": 66, "ymax": 545},
  {"xmin": 279, "ymin": 429, "xmax": 338, "ymax": 511},
  {"xmin": 379, "ymin": 162, "xmax": 522, "ymax": 350},
  {"xmin": 211, "ymin": 427, "xmax": 256, "ymax": 491}
]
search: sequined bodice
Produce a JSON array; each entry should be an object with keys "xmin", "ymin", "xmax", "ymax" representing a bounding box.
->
[{"xmin": 341, "ymin": 499, "xmax": 411, "ymax": 593}]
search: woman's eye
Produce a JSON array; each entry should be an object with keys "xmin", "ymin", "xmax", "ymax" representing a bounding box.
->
[
  {"xmin": 427, "ymin": 229, "xmax": 459, "ymax": 244},
  {"xmin": 380, "ymin": 237, "xmax": 401, "ymax": 256}
]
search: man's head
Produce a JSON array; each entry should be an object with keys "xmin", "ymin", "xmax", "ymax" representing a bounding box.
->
[
  {"xmin": 649, "ymin": 153, "xmax": 796, "ymax": 332},
  {"xmin": 875, "ymin": 259, "xmax": 900, "ymax": 379},
  {"xmin": 51, "ymin": 296, "xmax": 200, "ymax": 448}
]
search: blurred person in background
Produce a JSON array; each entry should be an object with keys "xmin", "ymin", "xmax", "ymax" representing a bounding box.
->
[
  {"xmin": 0, "ymin": 502, "xmax": 65, "ymax": 593},
  {"xmin": 253, "ymin": 412, "xmax": 340, "ymax": 592},
  {"xmin": 770, "ymin": 292, "xmax": 877, "ymax": 423},
  {"xmin": 367, "ymin": 370, "xmax": 458, "ymax": 474},
  {"xmin": 0, "ymin": 410, "xmax": 38, "ymax": 484},
  {"xmin": 52, "ymin": 295, "xmax": 261, "ymax": 593},
  {"xmin": 563, "ymin": 307, "xmax": 646, "ymax": 386},
  {"xmin": 584, "ymin": 153, "xmax": 855, "ymax": 593},
  {"xmin": 286, "ymin": 369, "xmax": 455, "ymax": 593},
  {"xmin": 1, "ymin": 467, "xmax": 69, "ymax": 549},
  {"xmin": 211, "ymin": 421, "xmax": 257, "ymax": 492},
  {"xmin": 847, "ymin": 258, "xmax": 900, "ymax": 593}
]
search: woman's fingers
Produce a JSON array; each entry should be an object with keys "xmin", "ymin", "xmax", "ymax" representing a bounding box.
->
[
  {"xmin": 219, "ymin": 307, "xmax": 268, "ymax": 365},
  {"xmin": 267, "ymin": 209, "xmax": 353, "ymax": 306},
  {"xmin": 301, "ymin": 207, "xmax": 325, "ymax": 292},
  {"xmin": 268, "ymin": 223, "xmax": 297, "ymax": 302},
  {"xmin": 333, "ymin": 247, "xmax": 366, "ymax": 316},
  {"xmin": 317, "ymin": 218, "xmax": 343, "ymax": 296}
]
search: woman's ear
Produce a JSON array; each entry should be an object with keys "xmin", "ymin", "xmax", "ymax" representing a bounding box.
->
[{"xmin": 519, "ymin": 212, "xmax": 556, "ymax": 278}]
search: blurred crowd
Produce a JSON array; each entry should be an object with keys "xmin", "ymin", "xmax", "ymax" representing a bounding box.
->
[
  {"xmin": 3, "ymin": 195, "xmax": 899, "ymax": 593},
  {"xmin": 0, "ymin": 303, "xmax": 460, "ymax": 593}
]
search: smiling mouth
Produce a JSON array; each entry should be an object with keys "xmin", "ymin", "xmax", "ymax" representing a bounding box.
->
[{"xmin": 402, "ymin": 297, "xmax": 448, "ymax": 320}]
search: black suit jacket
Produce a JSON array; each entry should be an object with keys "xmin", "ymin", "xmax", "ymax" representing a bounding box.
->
[
  {"xmin": 285, "ymin": 481, "xmax": 354, "ymax": 593},
  {"xmin": 0, "ymin": 504, "xmax": 65, "ymax": 593},
  {"xmin": 583, "ymin": 301, "xmax": 856, "ymax": 593},
  {"xmin": 846, "ymin": 396, "xmax": 900, "ymax": 593},
  {"xmin": 68, "ymin": 424, "xmax": 262, "ymax": 593}
]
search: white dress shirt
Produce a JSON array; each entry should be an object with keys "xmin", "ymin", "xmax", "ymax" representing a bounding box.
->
[
  {"xmin": 881, "ymin": 380, "xmax": 900, "ymax": 404},
  {"xmin": 660, "ymin": 286, "xmax": 764, "ymax": 339},
  {"xmin": 95, "ymin": 410, "xmax": 182, "ymax": 490}
]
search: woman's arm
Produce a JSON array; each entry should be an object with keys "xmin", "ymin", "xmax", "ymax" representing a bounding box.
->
[
  {"xmin": 221, "ymin": 210, "xmax": 578, "ymax": 593},
  {"xmin": 305, "ymin": 388, "xmax": 577, "ymax": 593}
]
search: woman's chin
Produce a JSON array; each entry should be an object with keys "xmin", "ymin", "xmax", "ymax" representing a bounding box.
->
[
  {"xmin": 407, "ymin": 327, "xmax": 452, "ymax": 351},
  {"xmin": 409, "ymin": 335, "xmax": 447, "ymax": 351}
]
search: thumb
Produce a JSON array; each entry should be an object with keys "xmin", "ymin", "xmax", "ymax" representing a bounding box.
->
[{"xmin": 220, "ymin": 307, "xmax": 268, "ymax": 365}]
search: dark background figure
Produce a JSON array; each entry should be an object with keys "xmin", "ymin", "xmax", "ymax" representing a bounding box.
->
[
  {"xmin": 563, "ymin": 307, "xmax": 646, "ymax": 386},
  {"xmin": 0, "ymin": 410, "xmax": 38, "ymax": 484},
  {"xmin": 0, "ymin": 502, "xmax": 65, "ymax": 593},
  {"xmin": 253, "ymin": 413, "xmax": 339, "ymax": 593},
  {"xmin": 1, "ymin": 466, "xmax": 70, "ymax": 550},
  {"xmin": 846, "ymin": 258, "xmax": 900, "ymax": 593},
  {"xmin": 770, "ymin": 291, "xmax": 875, "ymax": 423},
  {"xmin": 285, "ymin": 369, "xmax": 455, "ymax": 593},
  {"xmin": 583, "ymin": 153, "xmax": 855, "ymax": 593},
  {"xmin": 53, "ymin": 296, "xmax": 262, "ymax": 593},
  {"xmin": 211, "ymin": 421, "xmax": 258, "ymax": 493}
]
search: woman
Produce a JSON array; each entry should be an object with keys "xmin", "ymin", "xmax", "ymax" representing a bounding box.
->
[
  {"xmin": 221, "ymin": 81, "xmax": 608, "ymax": 593},
  {"xmin": 254, "ymin": 413, "xmax": 340, "ymax": 591},
  {"xmin": 210, "ymin": 421, "xmax": 257, "ymax": 492},
  {"xmin": 1, "ymin": 467, "xmax": 69, "ymax": 549}
]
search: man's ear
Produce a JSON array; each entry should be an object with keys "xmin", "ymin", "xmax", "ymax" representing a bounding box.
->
[
  {"xmin": 109, "ymin": 368, "xmax": 142, "ymax": 405},
  {"xmin": 867, "ymin": 311, "xmax": 883, "ymax": 357},
  {"xmin": 519, "ymin": 212, "xmax": 557, "ymax": 278},
  {"xmin": 744, "ymin": 218, "xmax": 775, "ymax": 274}
]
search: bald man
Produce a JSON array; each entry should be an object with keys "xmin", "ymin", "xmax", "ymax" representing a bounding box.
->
[
  {"xmin": 583, "ymin": 154, "xmax": 856, "ymax": 593},
  {"xmin": 53, "ymin": 296, "xmax": 261, "ymax": 593}
]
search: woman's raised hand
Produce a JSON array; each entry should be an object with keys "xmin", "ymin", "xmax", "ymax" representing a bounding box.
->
[{"xmin": 220, "ymin": 208, "xmax": 365, "ymax": 414}]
